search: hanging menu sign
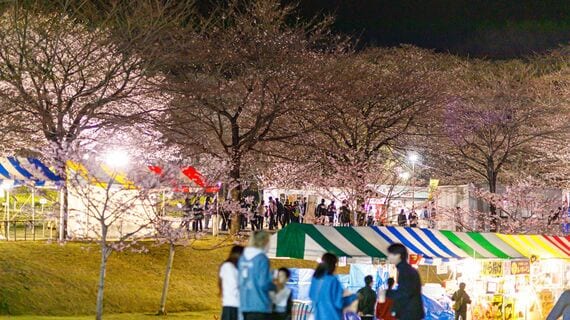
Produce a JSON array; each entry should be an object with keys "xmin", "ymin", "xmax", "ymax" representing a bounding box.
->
[
  {"xmin": 510, "ymin": 260, "xmax": 530, "ymax": 275},
  {"xmin": 481, "ymin": 261, "xmax": 503, "ymax": 277}
]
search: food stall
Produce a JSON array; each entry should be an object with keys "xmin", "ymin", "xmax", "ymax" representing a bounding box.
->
[{"xmin": 270, "ymin": 224, "xmax": 570, "ymax": 320}]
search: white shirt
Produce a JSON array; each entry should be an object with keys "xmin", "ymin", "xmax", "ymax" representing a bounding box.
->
[
  {"xmin": 271, "ymin": 287, "xmax": 292, "ymax": 313},
  {"xmin": 219, "ymin": 262, "xmax": 239, "ymax": 307}
]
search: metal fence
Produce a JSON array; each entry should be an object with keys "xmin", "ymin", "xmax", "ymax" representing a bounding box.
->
[{"xmin": 0, "ymin": 219, "xmax": 58, "ymax": 241}]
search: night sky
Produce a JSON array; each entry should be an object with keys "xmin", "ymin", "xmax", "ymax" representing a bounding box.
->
[{"xmin": 290, "ymin": 0, "xmax": 570, "ymax": 58}]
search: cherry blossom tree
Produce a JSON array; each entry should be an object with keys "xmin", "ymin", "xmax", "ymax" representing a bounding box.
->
[
  {"xmin": 274, "ymin": 47, "xmax": 448, "ymax": 214},
  {"xmin": 66, "ymin": 154, "xmax": 180, "ymax": 320},
  {"xmin": 153, "ymin": 212, "xmax": 192, "ymax": 315},
  {"xmin": 425, "ymin": 58, "xmax": 569, "ymax": 230},
  {"xmin": 159, "ymin": 0, "xmax": 342, "ymax": 233},
  {"xmin": 435, "ymin": 179, "xmax": 564, "ymax": 234},
  {"xmin": 0, "ymin": 1, "xmax": 189, "ymax": 237}
]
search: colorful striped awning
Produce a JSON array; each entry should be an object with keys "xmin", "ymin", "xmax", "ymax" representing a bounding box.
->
[
  {"xmin": 269, "ymin": 224, "xmax": 570, "ymax": 261},
  {"xmin": 0, "ymin": 156, "xmax": 218, "ymax": 191},
  {"xmin": 67, "ymin": 161, "xmax": 220, "ymax": 192},
  {"xmin": 0, "ymin": 157, "xmax": 62, "ymax": 186}
]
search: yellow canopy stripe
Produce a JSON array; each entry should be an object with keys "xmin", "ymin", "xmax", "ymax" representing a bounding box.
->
[
  {"xmin": 66, "ymin": 161, "xmax": 136, "ymax": 189},
  {"xmin": 100, "ymin": 164, "xmax": 137, "ymax": 189}
]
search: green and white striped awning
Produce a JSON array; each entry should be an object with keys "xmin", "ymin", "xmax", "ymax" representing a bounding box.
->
[{"xmin": 268, "ymin": 224, "xmax": 570, "ymax": 261}]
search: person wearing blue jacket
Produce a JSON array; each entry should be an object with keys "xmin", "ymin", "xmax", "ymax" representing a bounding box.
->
[
  {"xmin": 547, "ymin": 290, "xmax": 570, "ymax": 320},
  {"xmin": 238, "ymin": 231, "xmax": 276, "ymax": 320},
  {"xmin": 309, "ymin": 253, "xmax": 357, "ymax": 320}
]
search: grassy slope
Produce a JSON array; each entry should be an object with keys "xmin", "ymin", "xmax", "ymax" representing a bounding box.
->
[
  {"xmin": 0, "ymin": 237, "xmax": 318, "ymax": 318},
  {"xmin": 2, "ymin": 311, "xmax": 213, "ymax": 320}
]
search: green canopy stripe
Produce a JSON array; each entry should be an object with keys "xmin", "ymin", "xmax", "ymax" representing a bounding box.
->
[
  {"xmin": 335, "ymin": 227, "xmax": 386, "ymax": 258},
  {"xmin": 467, "ymin": 232, "xmax": 511, "ymax": 259},
  {"xmin": 297, "ymin": 224, "xmax": 349, "ymax": 257},
  {"xmin": 276, "ymin": 223, "xmax": 306, "ymax": 259},
  {"xmin": 440, "ymin": 230, "xmax": 485, "ymax": 259}
]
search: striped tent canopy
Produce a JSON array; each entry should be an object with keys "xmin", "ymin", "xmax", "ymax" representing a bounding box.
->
[
  {"xmin": 0, "ymin": 156, "xmax": 219, "ymax": 192},
  {"xmin": 0, "ymin": 157, "xmax": 62, "ymax": 187},
  {"xmin": 67, "ymin": 161, "xmax": 220, "ymax": 192},
  {"xmin": 269, "ymin": 224, "xmax": 570, "ymax": 261}
]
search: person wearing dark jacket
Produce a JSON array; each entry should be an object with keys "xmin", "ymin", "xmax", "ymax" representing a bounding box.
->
[
  {"xmin": 357, "ymin": 275, "xmax": 377, "ymax": 320},
  {"xmin": 451, "ymin": 283, "xmax": 471, "ymax": 320},
  {"xmin": 380, "ymin": 243, "xmax": 424, "ymax": 320},
  {"xmin": 547, "ymin": 290, "xmax": 570, "ymax": 320},
  {"xmin": 276, "ymin": 198, "xmax": 286, "ymax": 229},
  {"xmin": 397, "ymin": 209, "xmax": 407, "ymax": 227}
]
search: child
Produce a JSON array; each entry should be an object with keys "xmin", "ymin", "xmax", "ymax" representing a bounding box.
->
[
  {"xmin": 271, "ymin": 267, "xmax": 293, "ymax": 320},
  {"xmin": 376, "ymin": 278, "xmax": 396, "ymax": 320}
]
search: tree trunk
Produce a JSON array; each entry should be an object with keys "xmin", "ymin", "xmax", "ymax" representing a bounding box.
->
[
  {"xmin": 55, "ymin": 154, "xmax": 69, "ymax": 240},
  {"xmin": 229, "ymin": 146, "xmax": 242, "ymax": 235},
  {"xmin": 487, "ymin": 163, "xmax": 498, "ymax": 232},
  {"xmin": 158, "ymin": 243, "xmax": 176, "ymax": 315},
  {"xmin": 96, "ymin": 228, "xmax": 109, "ymax": 320}
]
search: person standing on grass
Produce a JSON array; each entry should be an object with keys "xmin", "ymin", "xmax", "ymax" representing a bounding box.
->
[
  {"xmin": 239, "ymin": 231, "xmax": 275, "ymax": 320},
  {"xmin": 300, "ymin": 197, "xmax": 307, "ymax": 223},
  {"xmin": 316, "ymin": 199, "xmax": 327, "ymax": 225},
  {"xmin": 256, "ymin": 200, "xmax": 266, "ymax": 231},
  {"xmin": 397, "ymin": 209, "xmax": 407, "ymax": 227},
  {"xmin": 339, "ymin": 200, "xmax": 351, "ymax": 227},
  {"xmin": 276, "ymin": 198, "xmax": 286, "ymax": 229},
  {"xmin": 268, "ymin": 197, "xmax": 277, "ymax": 230},
  {"xmin": 327, "ymin": 200, "xmax": 337, "ymax": 226},
  {"xmin": 379, "ymin": 243, "xmax": 424, "ymax": 320},
  {"xmin": 357, "ymin": 275, "xmax": 377, "ymax": 320},
  {"xmin": 204, "ymin": 196, "xmax": 213, "ymax": 230},
  {"xmin": 309, "ymin": 253, "xmax": 357, "ymax": 320},
  {"xmin": 219, "ymin": 245, "xmax": 245, "ymax": 320}
]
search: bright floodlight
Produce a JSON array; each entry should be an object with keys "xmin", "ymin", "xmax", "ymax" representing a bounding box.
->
[
  {"xmin": 408, "ymin": 152, "xmax": 419, "ymax": 164},
  {"xmin": 400, "ymin": 172, "xmax": 411, "ymax": 180},
  {"xmin": 104, "ymin": 150, "xmax": 129, "ymax": 168}
]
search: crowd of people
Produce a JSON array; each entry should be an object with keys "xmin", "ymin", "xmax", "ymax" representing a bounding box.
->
[
  {"xmin": 182, "ymin": 195, "xmax": 442, "ymax": 234},
  {"xmin": 218, "ymin": 230, "xmax": 429, "ymax": 320},
  {"xmin": 217, "ymin": 229, "xmax": 570, "ymax": 320}
]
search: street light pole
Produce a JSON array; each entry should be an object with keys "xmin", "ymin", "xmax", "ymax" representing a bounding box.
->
[
  {"xmin": 411, "ymin": 161, "xmax": 415, "ymax": 211},
  {"xmin": 408, "ymin": 152, "xmax": 419, "ymax": 213}
]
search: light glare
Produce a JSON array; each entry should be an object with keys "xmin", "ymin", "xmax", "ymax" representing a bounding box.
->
[{"xmin": 104, "ymin": 150, "xmax": 129, "ymax": 169}]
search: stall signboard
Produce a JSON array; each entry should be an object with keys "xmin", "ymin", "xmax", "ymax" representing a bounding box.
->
[
  {"xmin": 436, "ymin": 263, "xmax": 448, "ymax": 275},
  {"xmin": 409, "ymin": 254, "xmax": 422, "ymax": 266},
  {"xmin": 481, "ymin": 261, "xmax": 503, "ymax": 277},
  {"xmin": 509, "ymin": 260, "xmax": 530, "ymax": 275}
]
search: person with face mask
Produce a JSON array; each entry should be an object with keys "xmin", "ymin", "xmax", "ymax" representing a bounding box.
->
[
  {"xmin": 238, "ymin": 231, "xmax": 275, "ymax": 320},
  {"xmin": 379, "ymin": 243, "xmax": 424, "ymax": 320}
]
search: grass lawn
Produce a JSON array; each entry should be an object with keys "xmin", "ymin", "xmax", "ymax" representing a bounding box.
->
[
  {"xmin": 0, "ymin": 236, "xmax": 319, "ymax": 319},
  {"xmin": 2, "ymin": 311, "xmax": 216, "ymax": 319}
]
